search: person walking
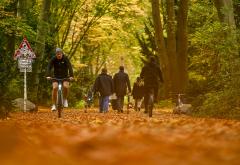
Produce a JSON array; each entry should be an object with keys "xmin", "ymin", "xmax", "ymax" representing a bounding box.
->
[
  {"xmin": 132, "ymin": 77, "xmax": 144, "ymax": 111},
  {"xmin": 140, "ymin": 57, "xmax": 163, "ymax": 113},
  {"xmin": 93, "ymin": 68, "xmax": 114, "ymax": 113},
  {"xmin": 46, "ymin": 48, "xmax": 74, "ymax": 111},
  {"xmin": 113, "ymin": 66, "xmax": 131, "ymax": 113}
]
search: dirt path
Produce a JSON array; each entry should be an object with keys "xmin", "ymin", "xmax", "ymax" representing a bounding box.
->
[{"xmin": 0, "ymin": 107, "xmax": 240, "ymax": 165}]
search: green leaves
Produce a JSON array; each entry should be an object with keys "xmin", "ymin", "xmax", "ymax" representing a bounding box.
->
[{"xmin": 188, "ymin": 0, "xmax": 240, "ymax": 119}]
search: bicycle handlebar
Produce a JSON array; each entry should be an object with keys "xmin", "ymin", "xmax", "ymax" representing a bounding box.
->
[
  {"xmin": 169, "ymin": 92, "xmax": 185, "ymax": 96},
  {"xmin": 46, "ymin": 77, "xmax": 73, "ymax": 82},
  {"xmin": 51, "ymin": 78, "xmax": 69, "ymax": 81}
]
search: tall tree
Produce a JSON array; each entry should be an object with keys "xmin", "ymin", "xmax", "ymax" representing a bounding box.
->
[
  {"xmin": 166, "ymin": 0, "xmax": 178, "ymax": 93},
  {"xmin": 0, "ymin": 0, "xmax": 19, "ymax": 118},
  {"xmin": 6, "ymin": 0, "xmax": 18, "ymax": 57},
  {"xmin": 176, "ymin": 0, "xmax": 189, "ymax": 93},
  {"xmin": 151, "ymin": 0, "xmax": 170, "ymax": 96},
  {"xmin": 213, "ymin": 0, "xmax": 236, "ymax": 27},
  {"xmin": 32, "ymin": 0, "xmax": 51, "ymax": 105},
  {"xmin": 151, "ymin": 0, "xmax": 189, "ymax": 96},
  {"xmin": 17, "ymin": 0, "xmax": 27, "ymax": 17}
]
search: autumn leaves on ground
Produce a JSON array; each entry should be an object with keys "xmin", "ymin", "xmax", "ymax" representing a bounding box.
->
[{"xmin": 0, "ymin": 107, "xmax": 240, "ymax": 165}]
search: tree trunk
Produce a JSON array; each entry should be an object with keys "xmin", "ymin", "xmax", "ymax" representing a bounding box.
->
[
  {"xmin": 17, "ymin": 0, "xmax": 27, "ymax": 17},
  {"xmin": 166, "ymin": 0, "xmax": 179, "ymax": 94},
  {"xmin": 233, "ymin": 2, "xmax": 240, "ymax": 29},
  {"xmin": 214, "ymin": 0, "xmax": 236, "ymax": 27},
  {"xmin": 7, "ymin": 0, "xmax": 18, "ymax": 58},
  {"xmin": 151, "ymin": 0, "xmax": 170, "ymax": 97},
  {"xmin": 32, "ymin": 0, "xmax": 51, "ymax": 104},
  {"xmin": 214, "ymin": 0, "xmax": 239, "ymax": 71},
  {"xmin": 176, "ymin": 0, "xmax": 189, "ymax": 93}
]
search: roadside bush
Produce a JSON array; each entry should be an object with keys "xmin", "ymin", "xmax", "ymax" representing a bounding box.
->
[{"xmin": 195, "ymin": 88, "xmax": 240, "ymax": 119}]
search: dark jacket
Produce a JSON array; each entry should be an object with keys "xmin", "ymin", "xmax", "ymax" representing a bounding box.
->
[
  {"xmin": 46, "ymin": 55, "xmax": 73, "ymax": 78},
  {"xmin": 140, "ymin": 62, "xmax": 163, "ymax": 88},
  {"xmin": 113, "ymin": 70, "xmax": 131, "ymax": 96},
  {"xmin": 132, "ymin": 81, "xmax": 144, "ymax": 99},
  {"xmin": 93, "ymin": 73, "xmax": 114, "ymax": 96}
]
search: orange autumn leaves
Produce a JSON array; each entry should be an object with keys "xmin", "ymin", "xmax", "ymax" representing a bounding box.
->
[{"xmin": 0, "ymin": 107, "xmax": 240, "ymax": 165}]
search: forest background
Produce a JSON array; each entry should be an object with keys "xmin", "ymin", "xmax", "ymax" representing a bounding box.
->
[{"xmin": 0, "ymin": 0, "xmax": 239, "ymax": 119}]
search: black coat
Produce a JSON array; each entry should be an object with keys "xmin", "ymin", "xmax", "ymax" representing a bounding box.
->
[
  {"xmin": 46, "ymin": 55, "xmax": 73, "ymax": 78},
  {"xmin": 140, "ymin": 62, "xmax": 163, "ymax": 88},
  {"xmin": 132, "ymin": 82, "xmax": 144, "ymax": 99},
  {"xmin": 113, "ymin": 71, "xmax": 131, "ymax": 96},
  {"xmin": 93, "ymin": 73, "xmax": 114, "ymax": 96}
]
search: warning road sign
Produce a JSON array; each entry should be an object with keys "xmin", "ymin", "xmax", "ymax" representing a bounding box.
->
[{"xmin": 14, "ymin": 37, "xmax": 36, "ymax": 60}]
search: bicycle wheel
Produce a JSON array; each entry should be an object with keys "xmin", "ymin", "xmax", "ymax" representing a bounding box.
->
[{"xmin": 57, "ymin": 89, "xmax": 63, "ymax": 118}]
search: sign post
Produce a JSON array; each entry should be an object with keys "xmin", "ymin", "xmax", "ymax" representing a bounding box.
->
[
  {"xmin": 14, "ymin": 37, "xmax": 36, "ymax": 112},
  {"xmin": 24, "ymin": 68, "xmax": 27, "ymax": 112}
]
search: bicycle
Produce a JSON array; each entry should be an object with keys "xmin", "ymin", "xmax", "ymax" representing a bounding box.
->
[
  {"xmin": 84, "ymin": 90, "xmax": 94, "ymax": 113},
  {"xmin": 176, "ymin": 93, "xmax": 184, "ymax": 106},
  {"xmin": 48, "ymin": 78, "xmax": 70, "ymax": 118},
  {"xmin": 172, "ymin": 93, "xmax": 187, "ymax": 114}
]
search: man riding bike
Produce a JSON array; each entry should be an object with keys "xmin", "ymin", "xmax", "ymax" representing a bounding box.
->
[
  {"xmin": 140, "ymin": 56, "xmax": 163, "ymax": 114},
  {"xmin": 46, "ymin": 48, "xmax": 74, "ymax": 111}
]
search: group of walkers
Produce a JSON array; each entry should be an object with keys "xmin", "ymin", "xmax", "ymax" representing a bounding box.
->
[
  {"xmin": 46, "ymin": 48, "xmax": 163, "ymax": 115},
  {"xmin": 93, "ymin": 66, "xmax": 131, "ymax": 113}
]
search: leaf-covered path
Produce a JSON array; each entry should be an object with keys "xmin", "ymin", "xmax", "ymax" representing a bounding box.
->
[{"xmin": 1, "ymin": 107, "xmax": 240, "ymax": 165}]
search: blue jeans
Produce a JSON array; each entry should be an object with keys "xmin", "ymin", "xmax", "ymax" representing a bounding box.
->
[{"xmin": 99, "ymin": 96, "xmax": 110, "ymax": 113}]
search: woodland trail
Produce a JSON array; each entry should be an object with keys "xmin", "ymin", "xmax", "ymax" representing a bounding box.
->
[{"xmin": 0, "ymin": 107, "xmax": 240, "ymax": 165}]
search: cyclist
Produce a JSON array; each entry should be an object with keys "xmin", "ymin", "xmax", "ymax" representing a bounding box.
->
[
  {"xmin": 84, "ymin": 87, "xmax": 94, "ymax": 111},
  {"xmin": 140, "ymin": 56, "xmax": 163, "ymax": 114},
  {"xmin": 46, "ymin": 48, "xmax": 74, "ymax": 111}
]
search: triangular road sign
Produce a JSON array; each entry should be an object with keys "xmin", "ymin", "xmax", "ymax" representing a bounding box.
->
[{"xmin": 14, "ymin": 37, "xmax": 36, "ymax": 60}]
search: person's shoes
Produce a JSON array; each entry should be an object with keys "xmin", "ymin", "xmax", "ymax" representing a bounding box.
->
[
  {"xmin": 63, "ymin": 99, "xmax": 68, "ymax": 108},
  {"xmin": 51, "ymin": 104, "xmax": 56, "ymax": 111},
  {"xmin": 144, "ymin": 110, "xmax": 148, "ymax": 114}
]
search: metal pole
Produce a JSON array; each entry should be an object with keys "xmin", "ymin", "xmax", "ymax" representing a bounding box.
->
[{"xmin": 24, "ymin": 67, "xmax": 27, "ymax": 112}]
